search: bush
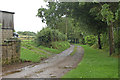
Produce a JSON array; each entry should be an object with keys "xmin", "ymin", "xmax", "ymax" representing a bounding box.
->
[
  {"xmin": 51, "ymin": 41, "xmax": 70, "ymax": 51},
  {"xmin": 114, "ymin": 29, "xmax": 120, "ymax": 54},
  {"xmin": 35, "ymin": 27, "xmax": 67, "ymax": 47},
  {"xmin": 85, "ymin": 35, "xmax": 97, "ymax": 46}
]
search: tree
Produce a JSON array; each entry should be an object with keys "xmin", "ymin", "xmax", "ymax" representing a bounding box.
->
[
  {"xmin": 56, "ymin": 2, "xmax": 119, "ymax": 55},
  {"xmin": 35, "ymin": 27, "xmax": 67, "ymax": 47},
  {"xmin": 90, "ymin": 3, "xmax": 120, "ymax": 55},
  {"xmin": 37, "ymin": 1, "xmax": 120, "ymax": 55}
]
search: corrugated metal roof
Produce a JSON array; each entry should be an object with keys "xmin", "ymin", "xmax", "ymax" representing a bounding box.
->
[{"xmin": 0, "ymin": 10, "xmax": 15, "ymax": 14}]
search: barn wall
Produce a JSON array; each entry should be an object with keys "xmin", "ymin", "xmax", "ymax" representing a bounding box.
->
[{"xmin": 2, "ymin": 29, "xmax": 13, "ymax": 41}]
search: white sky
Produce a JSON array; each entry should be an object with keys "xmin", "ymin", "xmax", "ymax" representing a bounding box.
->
[{"xmin": 0, "ymin": 0, "xmax": 47, "ymax": 33}]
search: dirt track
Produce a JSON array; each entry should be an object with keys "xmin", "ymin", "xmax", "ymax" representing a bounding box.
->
[{"xmin": 2, "ymin": 45, "xmax": 84, "ymax": 78}]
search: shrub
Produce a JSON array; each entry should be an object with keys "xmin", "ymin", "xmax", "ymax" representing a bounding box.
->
[
  {"xmin": 85, "ymin": 35, "xmax": 97, "ymax": 46},
  {"xmin": 35, "ymin": 27, "xmax": 67, "ymax": 47},
  {"xmin": 114, "ymin": 30, "xmax": 120, "ymax": 54},
  {"xmin": 51, "ymin": 41, "xmax": 70, "ymax": 50}
]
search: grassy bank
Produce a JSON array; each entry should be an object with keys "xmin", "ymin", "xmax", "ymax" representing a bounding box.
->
[
  {"xmin": 20, "ymin": 41, "xmax": 70, "ymax": 62},
  {"xmin": 20, "ymin": 47, "xmax": 47, "ymax": 62},
  {"xmin": 20, "ymin": 41, "xmax": 49, "ymax": 62},
  {"xmin": 39, "ymin": 41, "xmax": 70, "ymax": 54},
  {"xmin": 63, "ymin": 45, "xmax": 118, "ymax": 78}
]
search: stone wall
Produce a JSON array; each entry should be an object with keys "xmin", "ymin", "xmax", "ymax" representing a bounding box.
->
[
  {"xmin": 1, "ymin": 38, "xmax": 21, "ymax": 65},
  {"xmin": 1, "ymin": 29, "xmax": 13, "ymax": 41}
]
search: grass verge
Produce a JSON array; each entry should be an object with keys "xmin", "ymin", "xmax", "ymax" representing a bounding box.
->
[
  {"xmin": 63, "ymin": 45, "xmax": 118, "ymax": 78},
  {"xmin": 70, "ymin": 46, "xmax": 77, "ymax": 56}
]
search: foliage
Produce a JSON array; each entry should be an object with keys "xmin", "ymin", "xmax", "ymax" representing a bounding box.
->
[
  {"xmin": 37, "ymin": 2, "xmax": 64, "ymax": 28},
  {"xmin": 63, "ymin": 45, "xmax": 118, "ymax": 78},
  {"xmin": 37, "ymin": 5, "xmax": 85, "ymax": 44},
  {"xmin": 114, "ymin": 29, "xmax": 120, "ymax": 54},
  {"xmin": 37, "ymin": 2, "xmax": 120, "ymax": 55},
  {"xmin": 89, "ymin": 2, "xmax": 120, "ymax": 55},
  {"xmin": 17, "ymin": 31, "xmax": 36, "ymax": 36},
  {"xmin": 51, "ymin": 41, "xmax": 70, "ymax": 50},
  {"xmin": 85, "ymin": 35, "xmax": 97, "ymax": 46},
  {"xmin": 35, "ymin": 27, "xmax": 67, "ymax": 47},
  {"xmin": 37, "ymin": 2, "xmax": 107, "ymax": 47}
]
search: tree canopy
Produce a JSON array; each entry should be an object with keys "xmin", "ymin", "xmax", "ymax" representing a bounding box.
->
[{"xmin": 37, "ymin": 1, "xmax": 120, "ymax": 55}]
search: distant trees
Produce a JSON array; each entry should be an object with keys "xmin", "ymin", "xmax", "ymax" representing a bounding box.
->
[{"xmin": 17, "ymin": 31, "xmax": 36, "ymax": 36}]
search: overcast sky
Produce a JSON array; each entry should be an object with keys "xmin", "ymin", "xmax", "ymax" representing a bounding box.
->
[{"xmin": 0, "ymin": 0, "xmax": 47, "ymax": 33}]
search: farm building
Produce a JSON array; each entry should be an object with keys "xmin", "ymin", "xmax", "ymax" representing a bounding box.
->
[{"xmin": 0, "ymin": 10, "xmax": 21, "ymax": 65}]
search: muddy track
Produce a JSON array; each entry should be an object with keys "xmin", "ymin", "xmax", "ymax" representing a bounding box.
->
[{"xmin": 2, "ymin": 45, "xmax": 84, "ymax": 78}]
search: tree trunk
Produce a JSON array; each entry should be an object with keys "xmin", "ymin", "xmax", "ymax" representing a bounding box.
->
[
  {"xmin": 98, "ymin": 33, "xmax": 102, "ymax": 49},
  {"xmin": 74, "ymin": 38, "xmax": 75, "ymax": 43},
  {"xmin": 109, "ymin": 22, "xmax": 115, "ymax": 56},
  {"xmin": 82, "ymin": 37, "xmax": 85, "ymax": 45}
]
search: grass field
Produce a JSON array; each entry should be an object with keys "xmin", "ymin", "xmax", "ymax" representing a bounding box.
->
[{"xmin": 63, "ymin": 45, "xmax": 118, "ymax": 78}]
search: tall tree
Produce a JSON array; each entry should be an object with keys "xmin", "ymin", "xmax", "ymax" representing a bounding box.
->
[
  {"xmin": 90, "ymin": 3, "xmax": 119, "ymax": 55},
  {"xmin": 37, "ymin": 1, "xmax": 120, "ymax": 55}
]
